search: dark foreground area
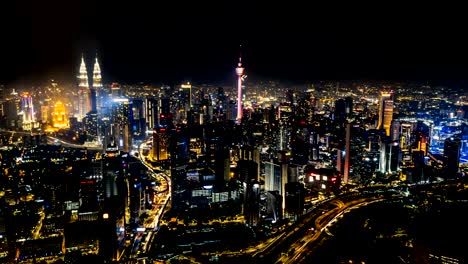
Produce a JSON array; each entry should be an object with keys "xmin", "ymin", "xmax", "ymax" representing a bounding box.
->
[{"xmin": 305, "ymin": 197, "xmax": 468, "ymax": 264}]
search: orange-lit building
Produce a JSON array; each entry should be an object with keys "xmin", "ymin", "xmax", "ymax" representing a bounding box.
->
[
  {"xmin": 52, "ymin": 101, "xmax": 69, "ymax": 129},
  {"xmin": 377, "ymin": 91, "xmax": 394, "ymax": 137}
]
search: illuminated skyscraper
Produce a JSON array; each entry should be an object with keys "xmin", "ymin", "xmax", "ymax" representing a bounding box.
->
[
  {"xmin": 235, "ymin": 51, "xmax": 245, "ymax": 123},
  {"xmin": 78, "ymin": 54, "xmax": 90, "ymax": 120},
  {"xmin": 377, "ymin": 91, "xmax": 394, "ymax": 137},
  {"xmin": 52, "ymin": 101, "xmax": 69, "ymax": 129},
  {"xmin": 343, "ymin": 123, "xmax": 351, "ymax": 183},
  {"xmin": 145, "ymin": 97, "xmax": 157, "ymax": 130},
  {"xmin": 152, "ymin": 127, "xmax": 168, "ymax": 161},
  {"xmin": 21, "ymin": 93, "xmax": 35, "ymax": 130},
  {"xmin": 110, "ymin": 99, "xmax": 132, "ymax": 152},
  {"xmin": 92, "ymin": 55, "xmax": 102, "ymax": 113}
]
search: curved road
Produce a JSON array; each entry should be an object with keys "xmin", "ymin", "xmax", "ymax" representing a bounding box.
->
[{"xmin": 276, "ymin": 197, "xmax": 387, "ymax": 264}]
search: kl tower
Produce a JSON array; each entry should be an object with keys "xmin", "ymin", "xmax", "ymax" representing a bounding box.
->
[{"xmin": 235, "ymin": 48, "xmax": 245, "ymax": 123}]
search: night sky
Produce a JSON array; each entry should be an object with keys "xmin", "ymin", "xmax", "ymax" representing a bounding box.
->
[{"xmin": 1, "ymin": 1, "xmax": 467, "ymax": 86}]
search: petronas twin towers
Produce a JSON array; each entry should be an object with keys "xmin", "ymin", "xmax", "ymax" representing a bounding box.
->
[{"xmin": 78, "ymin": 54, "xmax": 102, "ymax": 120}]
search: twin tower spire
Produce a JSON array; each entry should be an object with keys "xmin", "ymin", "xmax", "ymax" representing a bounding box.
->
[
  {"xmin": 78, "ymin": 53, "xmax": 102, "ymax": 119},
  {"xmin": 78, "ymin": 53, "xmax": 102, "ymax": 89}
]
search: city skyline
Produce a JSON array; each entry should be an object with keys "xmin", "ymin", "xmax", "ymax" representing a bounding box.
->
[{"xmin": 1, "ymin": 2, "xmax": 468, "ymax": 86}]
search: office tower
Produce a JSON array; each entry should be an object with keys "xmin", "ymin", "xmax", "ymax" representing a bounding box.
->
[
  {"xmin": 131, "ymin": 99, "xmax": 145, "ymax": 136},
  {"xmin": 387, "ymin": 141, "xmax": 400, "ymax": 172},
  {"xmin": 169, "ymin": 126, "xmax": 189, "ymax": 210},
  {"xmin": 309, "ymin": 129, "xmax": 320, "ymax": 161},
  {"xmin": 83, "ymin": 111, "xmax": 98, "ymax": 141},
  {"xmin": 78, "ymin": 55, "xmax": 90, "ymax": 120},
  {"xmin": 152, "ymin": 127, "xmax": 169, "ymax": 161},
  {"xmin": 391, "ymin": 120, "xmax": 401, "ymax": 142},
  {"xmin": 51, "ymin": 101, "xmax": 69, "ymax": 129},
  {"xmin": 111, "ymin": 99, "xmax": 132, "ymax": 152},
  {"xmin": 237, "ymin": 159, "xmax": 260, "ymax": 226},
  {"xmin": 204, "ymin": 124, "xmax": 230, "ymax": 187},
  {"xmin": 158, "ymin": 97, "xmax": 171, "ymax": 127},
  {"xmin": 20, "ymin": 93, "xmax": 35, "ymax": 130},
  {"xmin": 244, "ymin": 181, "xmax": 260, "ymax": 226},
  {"xmin": 444, "ymin": 136, "xmax": 461, "ymax": 179},
  {"xmin": 235, "ymin": 52, "xmax": 245, "ymax": 123},
  {"xmin": 379, "ymin": 136, "xmax": 388, "ymax": 174},
  {"xmin": 180, "ymin": 82, "xmax": 192, "ymax": 108},
  {"xmin": 343, "ymin": 123, "xmax": 351, "ymax": 183},
  {"xmin": 216, "ymin": 86, "xmax": 227, "ymax": 120},
  {"xmin": 291, "ymin": 136, "xmax": 309, "ymax": 165},
  {"xmin": 145, "ymin": 97, "xmax": 158, "ymax": 130},
  {"xmin": 377, "ymin": 91, "xmax": 394, "ymax": 137},
  {"xmin": 278, "ymin": 150, "xmax": 290, "ymax": 214},
  {"xmin": 227, "ymin": 100, "xmax": 237, "ymax": 121},
  {"xmin": 264, "ymin": 161, "xmax": 282, "ymax": 193},
  {"xmin": 92, "ymin": 56, "xmax": 102, "ymax": 113}
]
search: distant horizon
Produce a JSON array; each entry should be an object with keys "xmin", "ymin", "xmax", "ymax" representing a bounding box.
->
[{"xmin": 2, "ymin": 75, "xmax": 466, "ymax": 90}]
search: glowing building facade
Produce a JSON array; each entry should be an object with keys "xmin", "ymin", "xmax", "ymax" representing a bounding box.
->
[
  {"xmin": 92, "ymin": 56, "xmax": 102, "ymax": 113},
  {"xmin": 377, "ymin": 91, "xmax": 394, "ymax": 137},
  {"xmin": 52, "ymin": 101, "xmax": 69, "ymax": 129},
  {"xmin": 78, "ymin": 55, "xmax": 90, "ymax": 120},
  {"xmin": 21, "ymin": 93, "xmax": 35, "ymax": 130},
  {"xmin": 236, "ymin": 54, "xmax": 245, "ymax": 123}
]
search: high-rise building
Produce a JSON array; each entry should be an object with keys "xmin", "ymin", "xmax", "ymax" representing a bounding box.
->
[
  {"xmin": 110, "ymin": 99, "xmax": 132, "ymax": 152},
  {"xmin": 343, "ymin": 123, "xmax": 351, "ymax": 183},
  {"xmin": 444, "ymin": 136, "xmax": 461, "ymax": 179},
  {"xmin": 169, "ymin": 126, "xmax": 189, "ymax": 210},
  {"xmin": 78, "ymin": 55, "xmax": 90, "ymax": 120},
  {"xmin": 152, "ymin": 127, "xmax": 169, "ymax": 161},
  {"xmin": 145, "ymin": 97, "xmax": 158, "ymax": 130},
  {"xmin": 20, "ymin": 93, "xmax": 35, "ymax": 130},
  {"xmin": 84, "ymin": 111, "xmax": 99, "ymax": 141},
  {"xmin": 264, "ymin": 161, "xmax": 282, "ymax": 193},
  {"xmin": 92, "ymin": 56, "xmax": 102, "ymax": 113},
  {"xmin": 51, "ymin": 101, "xmax": 69, "ymax": 129},
  {"xmin": 377, "ymin": 91, "xmax": 394, "ymax": 137},
  {"xmin": 131, "ymin": 99, "xmax": 145, "ymax": 136}
]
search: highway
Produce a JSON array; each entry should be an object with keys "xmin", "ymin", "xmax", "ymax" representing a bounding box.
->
[
  {"xmin": 124, "ymin": 139, "xmax": 171, "ymax": 263},
  {"xmin": 208, "ymin": 190, "xmax": 392, "ymax": 264},
  {"xmin": 275, "ymin": 197, "xmax": 387, "ymax": 264},
  {"xmin": 46, "ymin": 136, "xmax": 103, "ymax": 150}
]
